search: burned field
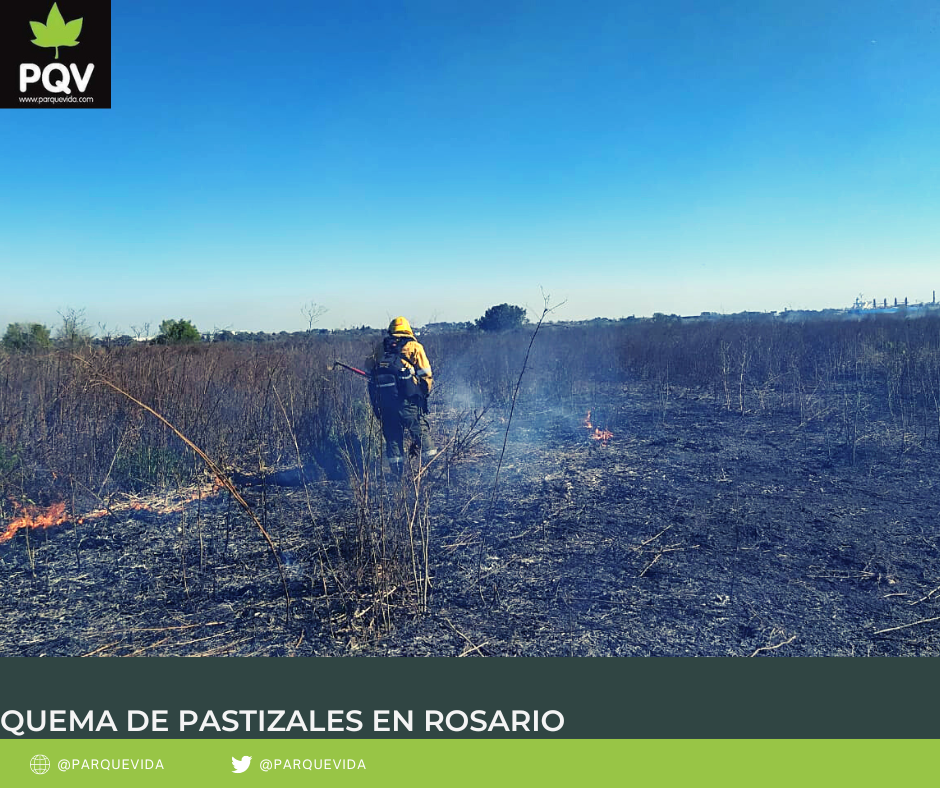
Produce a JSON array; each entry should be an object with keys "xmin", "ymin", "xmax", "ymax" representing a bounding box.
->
[{"xmin": 2, "ymin": 317, "xmax": 940, "ymax": 656}]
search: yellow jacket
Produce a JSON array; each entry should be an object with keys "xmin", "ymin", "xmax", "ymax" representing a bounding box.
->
[{"xmin": 367, "ymin": 332, "xmax": 433, "ymax": 397}]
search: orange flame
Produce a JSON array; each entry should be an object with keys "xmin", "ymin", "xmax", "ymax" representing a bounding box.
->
[
  {"xmin": 1, "ymin": 479, "xmax": 224, "ymax": 544},
  {"xmin": 0, "ymin": 501, "xmax": 69, "ymax": 544},
  {"xmin": 583, "ymin": 411, "xmax": 613, "ymax": 443}
]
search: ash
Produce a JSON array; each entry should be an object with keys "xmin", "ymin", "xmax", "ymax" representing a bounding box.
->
[{"xmin": 3, "ymin": 383, "xmax": 940, "ymax": 657}]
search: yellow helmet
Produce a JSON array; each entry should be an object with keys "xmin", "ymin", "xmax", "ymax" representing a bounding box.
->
[{"xmin": 388, "ymin": 316, "xmax": 414, "ymax": 337}]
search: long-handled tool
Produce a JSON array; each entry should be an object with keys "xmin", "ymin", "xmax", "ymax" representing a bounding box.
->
[{"xmin": 332, "ymin": 361, "xmax": 369, "ymax": 378}]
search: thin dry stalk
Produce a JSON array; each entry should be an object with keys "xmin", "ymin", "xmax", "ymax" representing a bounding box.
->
[
  {"xmin": 272, "ymin": 382, "xmax": 350, "ymax": 614},
  {"xmin": 73, "ymin": 354, "xmax": 292, "ymax": 618},
  {"xmin": 458, "ymin": 640, "xmax": 491, "ymax": 657},
  {"xmin": 443, "ymin": 617, "xmax": 489, "ymax": 657},
  {"xmin": 80, "ymin": 641, "xmax": 121, "ymax": 657},
  {"xmin": 873, "ymin": 615, "xmax": 940, "ymax": 635},
  {"xmin": 490, "ymin": 293, "xmax": 565, "ymax": 504},
  {"xmin": 908, "ymin": 584, "xmax": 940, "ymax": 607},
  {"xmin": 186, "ymin": 636, "xmax": 254, "ymax": 657},
  {"xmin": 749, "ymin": 634, "xmax": 797, "ymax": 657}
]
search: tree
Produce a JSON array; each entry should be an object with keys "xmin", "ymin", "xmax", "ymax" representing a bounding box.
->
[
  {"xmin": 55, "ymin": 307, "xmax": 92, "ymax": 348},
  {"xmin": 301, "ymin": 301, "xmax": 328, "ymax": 331},
  {"xmin": 475, "ymin": 303, "xmax": 528, "ymax": 332},
  {"xmin": 157, "ymin": 318, "xmax": 200, "ymax": 344},
  {"xmin": 2, "ymin": 322, "xmax": 52, "ymax": 352}
]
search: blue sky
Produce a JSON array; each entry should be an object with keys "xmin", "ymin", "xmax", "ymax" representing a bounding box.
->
[{"xmin": 2, "ymin": 0, "xmax": 938, "ymax": 333}]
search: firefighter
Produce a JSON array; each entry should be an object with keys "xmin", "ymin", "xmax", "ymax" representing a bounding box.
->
[{"xmin": 366, "ymin": 316, "xmax": 437, "ymax": 475}]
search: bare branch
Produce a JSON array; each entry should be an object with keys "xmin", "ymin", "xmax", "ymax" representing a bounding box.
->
[
  {"xmin": 874, "ymin": 615, "xmax": 940, "ymax": 635},
  {"xmin": 749, "ymin": 634, "xmax": 797, "ymax": 657}
]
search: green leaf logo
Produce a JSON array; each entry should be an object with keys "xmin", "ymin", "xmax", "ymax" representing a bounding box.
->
[{"xmin": 30, "ymin": 3, "xmax": 83, "ymax": 60}]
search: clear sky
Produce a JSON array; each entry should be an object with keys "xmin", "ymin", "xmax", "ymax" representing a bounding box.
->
[{"xmin": 2, "ymin": 0, "xmax": 938, "ymax": 334}]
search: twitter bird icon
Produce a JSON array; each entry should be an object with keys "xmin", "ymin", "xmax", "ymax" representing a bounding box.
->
[{"xmin": 232, "ymin": 756, "xmax": 252, "ymax": 773}]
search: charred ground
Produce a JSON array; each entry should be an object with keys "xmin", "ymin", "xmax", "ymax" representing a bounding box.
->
[{"xmin": 3, "ymin": 388, "xmax": 940, "ymax": 656}]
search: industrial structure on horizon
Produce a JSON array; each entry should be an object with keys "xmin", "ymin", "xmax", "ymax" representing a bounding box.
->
[{"xmin": 848, "ymin": 290, "xmax": 938, "ymax": 316}]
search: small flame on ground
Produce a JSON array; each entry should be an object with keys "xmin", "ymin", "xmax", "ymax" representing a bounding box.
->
[
  {"xmin": 0, "ymin": 501, "xmax": 68, "ymax": 544},
  {"xmin": 583, "ymin": 410, "xmax": 613, "ymax": 443},
  {"xmin": 1, "ymin": 480, "xmax": 225, "ymax": 544}
]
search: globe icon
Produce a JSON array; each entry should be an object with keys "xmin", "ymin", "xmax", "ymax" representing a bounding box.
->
[{"xmin": 30, "ymin": 754, "xmax": 50, "ymax": 775}]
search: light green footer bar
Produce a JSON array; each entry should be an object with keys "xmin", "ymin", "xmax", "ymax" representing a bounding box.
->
[{"xmin": 1, "ymin": 740, "xmax": 936, "ymax": 785}]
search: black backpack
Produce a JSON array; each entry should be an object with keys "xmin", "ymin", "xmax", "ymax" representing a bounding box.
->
[{"xmin": 371, "ymin": 335, "xmax": 420, "ymax": 410}]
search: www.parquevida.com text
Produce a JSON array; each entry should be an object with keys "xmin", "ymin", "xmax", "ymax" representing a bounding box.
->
[{"xmin": 19, "ymin": 95, "xmax": 95, "ymax": 104}]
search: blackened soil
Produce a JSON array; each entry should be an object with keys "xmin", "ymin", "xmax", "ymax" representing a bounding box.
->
[{"xmin": 3, "ymin": 386, "xmax": 940, "ymax": 657}]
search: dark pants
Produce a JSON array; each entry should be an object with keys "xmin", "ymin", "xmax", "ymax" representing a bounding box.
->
[{"xmin": 381, "ymin": 398, "xmax": 436, "ymax": 468}]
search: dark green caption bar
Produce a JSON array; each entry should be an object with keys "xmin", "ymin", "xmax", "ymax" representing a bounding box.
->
[{"xmin": 0, "ymin": 658, "xmax": 936, "ymax": 739}]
